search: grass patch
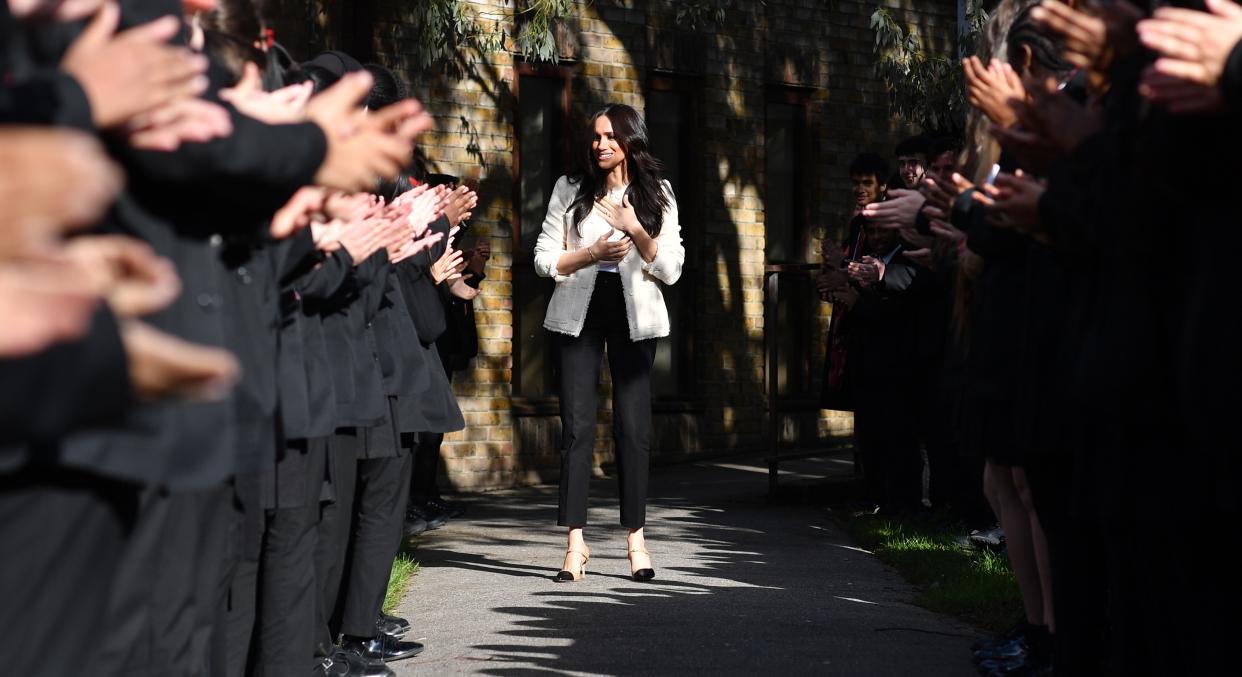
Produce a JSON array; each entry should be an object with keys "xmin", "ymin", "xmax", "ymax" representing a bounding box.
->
[
  {"xmin": 840, "ymin": 515, "xmax": 1022, "ymax": 633},
  {"xmin": 383, "ymin": 550, "xmax": 420, "ymax": 615}
]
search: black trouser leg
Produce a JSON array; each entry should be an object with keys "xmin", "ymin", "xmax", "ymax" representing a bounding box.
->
[
  {"xmin": 556, "ymin": 329, "xmax": 605, "ymax": 527},
  {"xmin": 253, "ymin": 439, "xmax": 326, "ymax": 677},
  {"xmin": 0, "ymin": 466, "xmax": 136, "ymax": 676},
  {"xmin": 339, "ymin": 452, "xmax": 413, "ymax": 638},
  {"xmin": 223, "ymin": 473, "xmax": 263, "ymax": 677},
  {"xmin": 98, "ymin": 483, "xmax": 233, "ymax": 677},
  {"xmin": 315, "ymin": 430, "xmax": 359, "ymax": 655},
  {"xmin": 410, "ymin": 431, "xmax": 445, "ymax": 502},
  {"xmin": 606, "ymin": 333, "xmax": 656, "ymax": 529},
  {"xmin": 410, "ymin": 366, "xmax": 453, "ymax": 503}
]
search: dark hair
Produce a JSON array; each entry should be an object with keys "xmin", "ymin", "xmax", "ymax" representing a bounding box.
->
[
  {"xmin": 569, "ymin": 104, "xmax": 671, "ymax": 238},
  {"xmin": 364, "ymin": 63, "xmax": 407, "ymax": 110},
  {"xmin": 1007, "ymin": 6, "xmax": 1073, "ymax": 76},
  {"xmin": 928, "ymin": 136, "xmax": 963, "ymax": 160},
  {"xmin": 849, "ymin": 153, "xmax": 889, "ymax": 181},
  {"xmin": 198, "ymin": 0, "xmax": 264, "ymax": 84},
  {"xmin": 894, "ymin": 135, "xmax": 929, "ymax": 159},
  {"xmin": 299, "ymin": 64, "xmax": 341, "ymax": 94}
]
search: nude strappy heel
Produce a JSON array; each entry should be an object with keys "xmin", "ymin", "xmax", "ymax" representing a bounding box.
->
[{"xmin": 555, "ymin": 548, "xmax": 589, "ymax": 582}]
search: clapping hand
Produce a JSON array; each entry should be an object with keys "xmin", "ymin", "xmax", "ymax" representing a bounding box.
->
[
  {"xmin": 986, "ymin": 171, "xmax": 1047, "ymax": 233},
  {"xmin": 430, "ymin": 227, "xmax": 465, "ymax": 284},
  {"xmin": 963, "ymin": 56, "xmax": 1026, "ymax": 129},
  {"xmin": 62, "ymin": 234, "xmax": 181, "ymax": 318},
  {"xmin": 847, "ymin": 256, "xmax": 884, "ymax": 286},
  {"xmin": 221, "ymin": 62, "xmax": 314, "ymax": 125},
  {"xmin": 1137, "ymin": 0, "xmax": 1242, "ymax": 113},
  {"xmin": 862, "ymin": 188, "xmax": 925, "ymax": 230}
]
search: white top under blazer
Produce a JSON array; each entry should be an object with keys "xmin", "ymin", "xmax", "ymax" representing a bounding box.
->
[{"xmin": 533, "ymin": 175, "xmax": 685, "ymax": 341}]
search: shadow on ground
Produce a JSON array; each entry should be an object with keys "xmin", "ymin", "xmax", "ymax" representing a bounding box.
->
[{"xmin": 393, "ymin": 454, "xmax": 978, "ymax": 676}]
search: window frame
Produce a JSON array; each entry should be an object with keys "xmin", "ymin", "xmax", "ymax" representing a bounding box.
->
[{"xmin": 511, "ymin": 63, "xmax": 575, "ymax": 401}]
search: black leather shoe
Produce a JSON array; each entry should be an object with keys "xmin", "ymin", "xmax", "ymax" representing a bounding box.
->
[
  {"xmin": 403, "ymin": 515, "xmax": 428, "ymax": 538},
  {"xmin": 376, "ymin": 613, "xmax": 410, "ymax": 639},
  {"xmin": 316, "ymin": 648, "xmax": 395, "ymax": 677},
  {"xmin": 406, "ymin": 503, "xmax": 448, "ymax": 530},
  {"xmin": 342, "ymin": 634, "xmax": 425, "ymax": 663},
  {"xmin": 427, "ymin": 497, "xmax": 465, "ymax": 518}
]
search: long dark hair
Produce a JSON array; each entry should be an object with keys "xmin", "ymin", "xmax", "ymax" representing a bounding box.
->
[{"xmin": 569, "ymin": 104, "xmax": 671, "ymax": 238}]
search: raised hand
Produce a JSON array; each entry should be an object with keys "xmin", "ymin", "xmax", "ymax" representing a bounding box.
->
[
  {"xmin": 270, "ymin": 187, "xmax": 327, "ymax": 239},
  {"xmin": 61, "ymin": 234, "xmax": 181, "ymax": 318},
  {"xmin": 465, "ymin": 236, "xmax": 490, "ymax": 276},
  {"xmin": 963, "ymin": 56, "xmax": 1026, "ymax": 129},
  {"xmin": 60, "ymin": 2, "xmax": 210, "ymax": 130},
  {"xmin": 437, "ymin": 185, "xmax": 478, "ymax": 228},
  {"xmin": 862, "ymin": 188, "xmax": 925, "ymax": 230},
  {"xmin": 1030, "ymin": 0, "xmax": 1141, "ymax": 79},
  {"xmin": 220, "ymin": 62, "xmax": 314, "ymax": 125},
  {"xmin": 119, "ymin": 319, "xmax": 240, "ymax": 402},
  {"xmin": 587, "ymin": 232, "xmax": 632, "ymax": 263},
  {"xmin": 0, "ymin": 253, "xmax": 100, "ymax": 357},
  {"xmin": 986, "ymin": 171, "xmax": 1047, "ymax": 233},
  {"xmin": 307, "ymin": 72, "xmax": 427, "ymax": 192},
  {"xmin": 447, "ymin": 278, "xmax": 480, "ymax": 300},
  {"xmin": 594, "ymin": 195, "xmax": 644, "ymax": 238},
  {"xmin": 124, "ymin": 97, "xmax": 232, "ymax": 151},
  {"xmin": 430, "ymin": 243, "xmax": 466, "ymax": 284},
  {"xmin": 0, "ymin": 128, "xmax": 123, "ymax": 258},
  {"xmin": 847, "ymin": 256, "xmax": 884, "ymax": 286},
  {"xmin": 1012, "ymin": 81, "xmax": 1104, "ymax": 153},
  {"xmin": 1137, "ymin": 0, "xmax": 1242, "ymax": 113}
]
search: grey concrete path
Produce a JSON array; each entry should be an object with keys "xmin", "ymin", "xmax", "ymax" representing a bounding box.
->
[{"xmin": 391, "ymin": 453, "xmax": 980, "ymax": 676}]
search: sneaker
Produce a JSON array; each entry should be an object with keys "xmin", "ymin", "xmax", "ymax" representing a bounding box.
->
[
  {"xmin": 974, "ymin": 636, "xmax": 1027, "ymax": 664},
  {"xmin": 977, "ymin": 653, "xmax": 1032, "ymax": 676},
  {"xmin": 407, "ymin": 503, "xmax": 448, "ymax": 531},
  {"xmin": 969, "ymin": 526, "xmax": 1006, "ymax": 548},
  {"xmin": 972, "ymin": 622, "xmax": 1028, "ymax": 653}
]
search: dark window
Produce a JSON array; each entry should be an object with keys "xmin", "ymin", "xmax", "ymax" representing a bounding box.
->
[
  {"xmin": 514, "ymin": 69, "xmax": 571, "ymax": 398},
  {"xmin": 764, "ymin": 90, "xmax": 815, "ymax": 397},
  {"xmin": 647, "ymin": 77, "xmax": 697, "ymax": 398},
  {"xmin": 764, "ymin": 100, "xmax": 806, "ymax": 263}
]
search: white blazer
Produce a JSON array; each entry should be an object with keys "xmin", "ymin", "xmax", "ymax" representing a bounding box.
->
[{"xmin": 533, "ymin": 175, "xmax": 685, "ymax": 341}]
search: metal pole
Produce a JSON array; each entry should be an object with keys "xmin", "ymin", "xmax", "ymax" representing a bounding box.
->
[{"xmin": 766, "ymin": 270, "xmax": 780, "ymax": 496}]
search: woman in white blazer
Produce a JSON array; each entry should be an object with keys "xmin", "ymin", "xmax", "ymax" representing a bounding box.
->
[{"xmin": 533, "ymin": 103, "xmax": 684, "ymax": 583}]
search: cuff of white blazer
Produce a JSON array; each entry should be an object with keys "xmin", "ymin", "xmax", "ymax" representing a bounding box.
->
[
  {"xmin": 534, "ymin": 254, "xmax": 572, "ymax": 283},
  {"xmin": 641, "ymin": 248, "xmax": 682, "ymax": 285}
]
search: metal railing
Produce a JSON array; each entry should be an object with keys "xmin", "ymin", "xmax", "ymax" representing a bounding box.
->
[{"xmin": 763, "ymin": 263, "xmax": 850, "ymax": 495}]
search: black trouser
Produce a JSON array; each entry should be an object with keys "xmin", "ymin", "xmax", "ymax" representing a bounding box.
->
[
  {"xmin": 410, "ymin": 362, "xmax": 452, "ymax": 503},
  {"xmin": 337, "ymin": 451, "xmax": 413, "ymax": 638},
  {"xmin": 853, "ymin": 408, "xmax": 922, "ymax": 511},
  {"xmin": 556, "ymin": 273, "xmax": 657, "ymax": 529},
  {"xmin": 0, "ymin": 465, "xmax": 137, "ymax": 675},
  {"xmin": 97, "ymin": 482, "xmax": 235, "ymax": 677},
  {"xmin": 315, "ymin": 430, "xmax": 359, "ymax": 655},
  {"xmin": 225, "ymin": 438, "xmax": 327, "ymax": 677}
]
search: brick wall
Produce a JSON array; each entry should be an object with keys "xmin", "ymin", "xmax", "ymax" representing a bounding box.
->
[{"xmin": 266, "ymin": 0, "xmax": 959, "ymax": 491}]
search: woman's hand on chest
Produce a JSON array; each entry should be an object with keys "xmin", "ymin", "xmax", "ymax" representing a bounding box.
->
[{"xmin": 594, "ymin": 194, "xmax": 646, "ymax": 241}]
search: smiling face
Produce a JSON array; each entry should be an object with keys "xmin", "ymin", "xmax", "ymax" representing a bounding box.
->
[{"xmin": 591, "ymin": 114, "xmax": 627, "ymax": 173}]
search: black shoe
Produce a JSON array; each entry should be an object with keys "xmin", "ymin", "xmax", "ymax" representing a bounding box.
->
[
  {"xmin": 426, "ymin": 497, "xmax": 465, "ymax": 519},
  {"xmin": 341, "ymin": 634, "xmax": 425, "ymax": 664},
  {"xmin": 316, "ymin": 648, "xmax": 395, "ymax": 677},
  {"xmin": 403, "ymin": 515, "xmax": 428, "ymax": 538},
  {"xmin": 407, "ymin": 503, "xmax": 448, "ymax": 531},
  {"xmin": 376, "ymin": 613, "xmax": 409, "ymax": 639}
]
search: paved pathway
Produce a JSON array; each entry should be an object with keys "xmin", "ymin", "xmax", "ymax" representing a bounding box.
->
[{"xmin": 391, "ymin": 453, "xmax": 979, "ymax": 676}]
